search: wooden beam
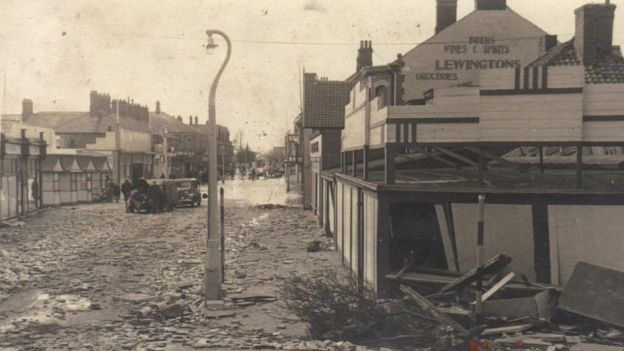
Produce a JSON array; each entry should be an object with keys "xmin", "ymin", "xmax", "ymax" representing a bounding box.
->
[
  {"xmin": 363, "ymin": 146, "xmax": 369, "ymax": 181},
  {"xmin": 412, "ymin": 146, "xmax": 462, "ymax": 169},
  {"xmin": 532, "ymin": 204, "xmax": 551, "ymax": 284},
  {"xmin": 576, "ymin": 145, "xmax": 583, "ymax": 189},
  {"xmin": 465, "ymin": 146, "xmax": 518, "ymax": 170},
  {"xmin": 477, "ymin": 272, "xmax": 516, "ymax": 303},
  {"xmin": 400, "ymin": 285, "xmax": 468, "ymax": 335},
  {"xmin": 481, "ymin": 324, "xmax": 534, "ymax": 337},
  {"xmin": 351, "ymin": 150, "xmax": 357, "ymax": 177},
  {"xmin": 539, "ymin": 146, "xmax": 544, "ymax": 174},
  {"xmin": 478, "ymin": 146, "xmax": 485, "ymax": 187},
  {"xmin": 376, "ymin": 196, "xmax": 392, "ymax": 294},
  {"xmin": 384, "ymin": 145, "xmax": 396, "ymax": 185},
  {"xmin": 440, "ymin": 254, "xmax": 512, "ymax": 293},
  {"xmin": 433, "ymin": 146, "xmax": 478, "ymax": 167}
]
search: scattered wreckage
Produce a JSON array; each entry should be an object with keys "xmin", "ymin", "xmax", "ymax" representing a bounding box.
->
[{"xmin": 387, "ymin": 255, "xmax": 624, "ymax": 350}]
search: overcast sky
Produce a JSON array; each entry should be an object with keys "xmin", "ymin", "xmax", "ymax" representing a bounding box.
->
[{"xmin": 0, "ymin": 0, "xmax": 620, "ymax": 152}]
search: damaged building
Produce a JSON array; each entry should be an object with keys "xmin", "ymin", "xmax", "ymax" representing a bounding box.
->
[{"xmin": 316, "ymin": 0, "xmax": 624, "ymax": 296}]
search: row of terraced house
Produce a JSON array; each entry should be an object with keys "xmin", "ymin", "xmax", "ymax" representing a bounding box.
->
[
  {"xmin": 0, "ymin": 91, "xmax": 233, "ymax": 222},
  {"xmin": 287, "ymin": 0, "xmax": 624, "ymax": 294}
]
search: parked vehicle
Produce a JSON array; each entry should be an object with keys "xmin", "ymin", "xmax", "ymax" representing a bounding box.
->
[
  {"xmin": 173, "ymin": 178, "xmax": 202, "ymax": 207},
  {"xmin": 126, "ymin": 189, "xmax": 151, "ymax": 213},
  {"xmin": 126, "ymin": 179, "xmax": 177, "ymax": 213}
]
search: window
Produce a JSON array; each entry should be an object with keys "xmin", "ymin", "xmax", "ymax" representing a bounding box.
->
[
  {"xmin": 311, "ymin": 142, "xmax": 319, "ymax": 153},
  {"xmin": 376, "ymin": 85, "xmax": 388, "ymax": 109}
]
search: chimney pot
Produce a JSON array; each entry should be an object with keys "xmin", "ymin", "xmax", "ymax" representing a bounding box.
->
[
  {"xmin": 155, "ymin": 100, "xmax": 161, "ymax": 114},
  {"xmin": 545, "ymin": 35, "xmax": 558, "ymax": 51},
  {"xmin": 22, "ymin": 99, "xmax": 33, "ymax": 119},
  {"xmin": 476, "ymin": 0, "xmax": 506, "ymax": 10},
  {"xmin": 436, "ymin": 0, "xmax": 458, "ymax": 34},
  {"xmin": 194, "ymin": 116, "xmax": 198, "ymax": 125},
  {"xmin": 189, "ymin": 116, "xmax": 193, "ymax": 125},
  {"xmin": 356, "ymin": 40, "xmax": 373, "ymax": 72},
  {"xmin": 575, "ymin": 3, "xmax": 617, "ymax": 65}
]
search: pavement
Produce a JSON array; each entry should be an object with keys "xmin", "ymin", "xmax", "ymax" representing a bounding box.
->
[{"xmin": 0, "ymin": 178, "xmax": 368, "ymax": 351}]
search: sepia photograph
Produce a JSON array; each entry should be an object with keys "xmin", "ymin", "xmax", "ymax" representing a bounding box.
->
[{"xmin": 1, "ymin": 0, "xmax": 624, "ymax": 350}]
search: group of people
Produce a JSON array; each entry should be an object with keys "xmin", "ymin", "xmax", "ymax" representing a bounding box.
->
[{"xmin": 99, "ymin": 176, "xmax": 169, "ymax": 214}]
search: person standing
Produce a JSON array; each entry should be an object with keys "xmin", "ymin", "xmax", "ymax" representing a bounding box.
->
[
  {"xmin": 121, "ymin": 178, "xmax": 134, "ymax": 203},
  {"xmin": 147, "ymin": 182, "xmax": 162, "ymax": 214}
]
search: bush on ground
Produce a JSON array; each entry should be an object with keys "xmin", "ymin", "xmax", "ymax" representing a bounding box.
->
[{"xmin": 278, "ymin": 270, "xmax": 445, "ymax": 347}]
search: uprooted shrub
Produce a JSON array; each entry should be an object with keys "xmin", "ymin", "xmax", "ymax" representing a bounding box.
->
[{"xmin": 278, "ymin": 270, "xmax": 447, "ymax": 347}]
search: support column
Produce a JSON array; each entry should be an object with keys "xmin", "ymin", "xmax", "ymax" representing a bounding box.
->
[
  {"xmin": 384, "ymin": 145, "xmax": 396, "ymax": 185},
  {"xmin": 324, "ymin": 181, "xmax": 331, "ymax": 235},
  {"xmin": 576, "ymin": 144, "xmax": 583, "ymax": 189},
  {"xmin": 376, "ymin": 195, "xmax": 392, "ymax": 295},
  {"xmin": 478, "ymin": 146, "xmax": 485, "ymax": 187},
  {"xmin": 341, "ymin": 152, "xmax": 347, "ymax": 174},
  {"xmin": 363, "ymin": 146, "xmax": 369, "ymax": 181},
  {"xmin": 351, "ymin": 150, "xmax": 357, "ymax": 177},
  {"xmin": 539, "ymin": 146, "xmax": 544, "ymax": 174},
  {"xmin": 532, "ymin": 204, "xmax": 551, "ymax": 283}
]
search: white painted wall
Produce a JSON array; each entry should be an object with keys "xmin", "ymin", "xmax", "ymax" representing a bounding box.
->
[
  {"xmin": 548, "ymin": 205, "xmax": 624, "ymax": 286},
  {"xmin": 363, "ymin": 193, "xmax": 378, "ymax": 288},
  {"xmin": 452, "ymin": 203, "xmax": 536, "ymax": 280},
  {"xmin": 401, "ymin": 9, "xmax": 548, "ymax": 100}
]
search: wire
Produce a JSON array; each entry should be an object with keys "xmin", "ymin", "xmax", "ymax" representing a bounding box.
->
[{"xmin": 105, "ymin": 31, "xmax": 572, "ymax": 47}]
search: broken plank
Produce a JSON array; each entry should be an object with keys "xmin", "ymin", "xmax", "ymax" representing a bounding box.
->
[
  {"xmin": 400, "ymin": 285, "xmax": 468, "ymax": 335},
  {"xmin": 570, "ymin": 344, "xmax": 624, "ymax": 351},
  {"xmin": 478, "ymin": 272, "xmax": 516, "ymax": 303},
  {"xmin": 440, "ymin": 254, "xmax": 512, "ymax": 293},
  {"xmin": 481, "ymin": 324, "xmax": 534, "ymax": 337}
]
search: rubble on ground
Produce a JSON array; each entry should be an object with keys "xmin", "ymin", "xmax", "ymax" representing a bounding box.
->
[
  {"xmin": 388, "ymin": 255, "xmax": 624, "ymax": 351},
  {"xmin": 0, "ymin": 200, "xmax": 359, "ymax": 350}
]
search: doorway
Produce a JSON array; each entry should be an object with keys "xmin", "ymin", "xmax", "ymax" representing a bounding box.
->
[{"xmin": 389, "ymin": 203, "xmax": 448, "ymax": 272}]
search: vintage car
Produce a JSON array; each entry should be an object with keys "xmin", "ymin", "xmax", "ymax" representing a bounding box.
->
[
  {"xmin": 126, "ymin": 179, "xmax": 177, "ymax": 213},
  {"xmin": 173, "ymin": 178, "xmax": 201, "ymax": 207}
]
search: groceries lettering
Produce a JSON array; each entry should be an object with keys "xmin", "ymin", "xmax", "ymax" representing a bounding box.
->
[{"xmin": 416, "ymin": 36, "xmax": 521, "ymax": 81}]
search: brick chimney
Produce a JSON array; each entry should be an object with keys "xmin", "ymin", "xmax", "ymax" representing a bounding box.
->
[
  {"xmin": 22, "ymin": 99, "xmax": 33, "ymax": 118},
  {"xmin": 356, "ymin": 41, "xmax": 373, "ymax": 72},
  {"xmin": 476, "ymin": 0, "xmax": 506, "ymax": 10},
  {"xmin": 436, "ymin": 0, "xmax": 457, "ymax": 34},
  {"xmin": 155, "ymin": 100, "xmax": 161, "ymax": 114},
  {"xmin": 189, "ymin": 115, "xmax": 193, "ymax": 125},
  {"xmin": 575, "ymin": 2, "xmax": 616, "ymax": 66},
  {"xmin": 194, "ymin": 116, "xmax": 198, "ymax": 125},
  {"xmin": 545, "ymin": 35, "xmax": 558, "ymax": 51}
]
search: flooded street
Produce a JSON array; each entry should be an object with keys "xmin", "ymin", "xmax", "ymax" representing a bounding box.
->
[{"xmin": 0, "ymin": 178, "xmax": 352, "ymax": 351}]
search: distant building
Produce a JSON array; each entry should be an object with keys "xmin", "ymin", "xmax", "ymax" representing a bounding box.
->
[
  {"xmin": 302, "ymin": 72, "xmax": 350, "ymax": 217},
  {"xmin": 150, "ymin": 105, "xmax": 205, "ymax": 179},
  {"xmin": 187, "ymin": 119, "xmax": 234, "ymax": 181},
  {"xmin": 20, "ymin": 91, "xmax": 154, "ymax": 184}
]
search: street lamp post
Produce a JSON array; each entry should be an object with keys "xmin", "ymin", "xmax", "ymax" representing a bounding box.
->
[
  {"xmin": 160, "ymin": 126, "xmax": 168, "ymax": 179},
  {"xmin": 204, "ymin": 29, "xmax": 231, "ymax": 302}
]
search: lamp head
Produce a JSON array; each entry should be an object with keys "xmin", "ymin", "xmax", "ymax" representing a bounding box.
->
[{"xmin": 205, "ymin": 31, "xmax": 218, "ymax": 54}]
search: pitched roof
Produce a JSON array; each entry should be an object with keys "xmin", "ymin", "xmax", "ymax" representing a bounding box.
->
[
  {"xmin": 302, "ymin": 74, "xmax": 350, "ymax": 129},
  {"xmin": 23, "ymin": 112, "xmax": 90, "ymax": 130},
  {"xmin": 150, "ymin": 112, "xmax": 197, "ymax": 134},
  {"xmin": 24, "ymin": 111, "xmax": 150, "ymax": 134},
  {"xmin": 529, "ymin": 39, "xmax": 624, "ymax": 84}
]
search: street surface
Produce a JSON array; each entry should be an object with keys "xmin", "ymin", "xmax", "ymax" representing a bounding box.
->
[{"xmin": 0, "ymin": 178, "xmax": 357, "ymax": 351}]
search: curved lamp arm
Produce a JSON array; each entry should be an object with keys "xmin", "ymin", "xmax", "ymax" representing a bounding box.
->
[{"xmin": 206, "ymin": 30, "xmax": 232, "ymax": 108}]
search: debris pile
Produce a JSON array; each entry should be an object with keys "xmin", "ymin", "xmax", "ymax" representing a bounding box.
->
[
  {"xmin": 0, "ymin": 249, "xmax": 29, "ymax": 302},
  {"xmin": 279, "ymin": 270, "xmax": 443, "ymax": 348},
  {"xmin": 387, "ymin": 256, "xmax": 624, "ymax": 350}
]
